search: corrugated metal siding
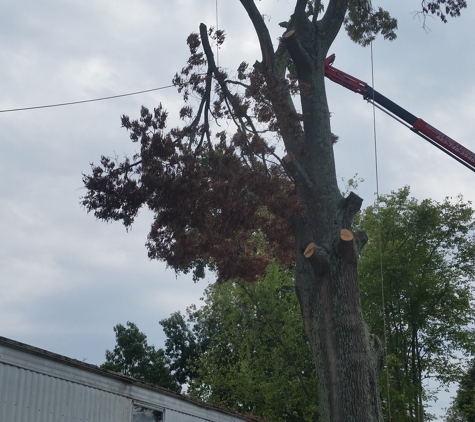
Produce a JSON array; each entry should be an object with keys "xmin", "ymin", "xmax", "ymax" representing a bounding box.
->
[
  {"xmin": 0, "ymin": 338, "xmax": 256, "ymax": 422},
  {"xmin": 164, "ymin": 409, "xmax": 210, "ymax": 422},
  {"xmin": 0, "ymin": 362, "xmax": 131, "ymax": 422}
]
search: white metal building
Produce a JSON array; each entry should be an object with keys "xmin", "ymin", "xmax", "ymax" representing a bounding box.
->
[{"xmin": 0, "ymin": 336, "xmax": 259, "ymax": 422}]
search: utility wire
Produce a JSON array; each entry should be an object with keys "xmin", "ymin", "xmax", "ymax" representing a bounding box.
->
[{"xmin": 0, "ymin": 85, "xmax": 175, "ymax": 114}]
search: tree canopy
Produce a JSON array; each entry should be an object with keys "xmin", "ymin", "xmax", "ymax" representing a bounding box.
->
[
  {"xmin": 445, "ymin": 359, "xmax": 475, "ymax": 422},
  {"xmin": 101, "ymin": 321, "xmax": 180, "ymax": 392},
  {"xmin": 357, "ymin": 187, "xmax": 475, "ymax": 420}
]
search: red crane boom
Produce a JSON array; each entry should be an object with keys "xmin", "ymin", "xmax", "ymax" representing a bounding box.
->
[{"xmin": 324, "ymin": 54, "xmax": 475, "ymax": 173}]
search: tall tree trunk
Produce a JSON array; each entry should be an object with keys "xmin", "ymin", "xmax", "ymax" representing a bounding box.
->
[
  {"xmin": 295, "ymin": 223, "xmax": 384, "ymax": 421},
  {"xmin": 287, "ymin": 22, "xmax": 383, "ymax": 422},
  {"xmin": 239, "ymin": 1, "xmax": 384, "ymax": 420}
]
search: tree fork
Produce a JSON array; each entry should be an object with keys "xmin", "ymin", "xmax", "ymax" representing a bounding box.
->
[{"xmin": 304, "ymin": 242, "xmax": 329, "ymax": 275}]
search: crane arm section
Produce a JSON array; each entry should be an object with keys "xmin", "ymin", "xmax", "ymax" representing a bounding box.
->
[{"xmin": 324, "ymin": 54, "xmax": 475, "ymax": 173}]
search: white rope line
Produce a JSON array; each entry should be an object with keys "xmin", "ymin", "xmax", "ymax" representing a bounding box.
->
[{"xmin": 370, "ymin": 41, "xmax": 392, "ymax": 422}]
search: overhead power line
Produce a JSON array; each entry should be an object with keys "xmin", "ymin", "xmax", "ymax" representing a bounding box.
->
[{"xmin": 0, "ymin": 85, "xmax": 175, "ymax": 114}]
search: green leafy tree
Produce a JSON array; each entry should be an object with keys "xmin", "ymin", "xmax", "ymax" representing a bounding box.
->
[
  {"xmin": 161, "ymin": 264, "xmax": 319, "ymax": 421},
  {"xmin": 101, "ymin": 321, "xmax": 180, "ymax": 392},
  {"xmin": 82, "ymin": 1, "xmax": 466, "ymax": 420},
  {"xmin": 357, "ymin": 187, "xmax": 475, "ymax": 421},
  {"xmin": 160, "ymin": 311, "xmax": 203, "ymax": 386},
  {"xmin": 445, "ymin": 359, "xmax": 475, "ymax": 422},
  {"xmin": 445, "ymin": 403, "xmax": 466, "ymax": 422}
]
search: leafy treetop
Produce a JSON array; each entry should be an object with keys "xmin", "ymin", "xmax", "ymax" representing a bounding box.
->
[{"xmin": 101, "ymin": 321, "xmax": 180, "ymax": 392}]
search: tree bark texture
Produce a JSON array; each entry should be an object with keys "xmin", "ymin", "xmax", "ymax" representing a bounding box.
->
[{"xmin": 239, "ymin": 1, "xmax": 383, "ymax": 420}]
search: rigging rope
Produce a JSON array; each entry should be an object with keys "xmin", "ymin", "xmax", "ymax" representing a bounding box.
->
[
  {"xmin": 216, "ymin": 0, "xmax": 219, "ymax": 67},
  {"xmin": 370, "ymin": 41, "xmax": 392, "ymax": 422}
]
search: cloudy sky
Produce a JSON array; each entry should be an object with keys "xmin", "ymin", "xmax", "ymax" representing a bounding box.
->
[{"xmin": 1, "ymin": 1, "xmax": 474, "ymax": 419}]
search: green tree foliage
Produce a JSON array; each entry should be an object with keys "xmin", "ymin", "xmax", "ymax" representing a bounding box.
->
[
  {"xmin": 160, "ymin": 264, "xmax": 319, "ymax": 422},
  {"xmin": 160, "ymin": 310, "xmax": 203, "ymax": 386},
  {"xmin": 444, "ymin": 403, "xmax": 468, "ymax": 422},
  {"xmin": 445, "ymin": 359, "xmax": 475, "ymax": 421},
  {"xmin": 344, "ymin": 1, "xmax": 397, "ymax": 46},
  {"xmin": 445, "ymin": 403, "xmax": 466, "ymax": 422},
  {"xmin": 357, "ymin": 187, "xmax": 475, "ymax": 421},
  {"xmin": 420, "ymin": 0, "xmax": 467, "ymax": 23},
  {"xmin": 101, "ymin": 321, "xmax": 180, "ymax": 392}
]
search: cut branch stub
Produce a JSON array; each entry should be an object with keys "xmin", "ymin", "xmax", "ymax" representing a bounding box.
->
[
  {"xmin": 282, "ymin": 28, "xmax": 312, "ymax": 72},
  {"xmin": 339, "ymin": 229, "xmax": 357, "ymax": 263},
  {"xmin": 304, "ymin": 242, "xmax": 316, "ymax": 258},
  {"xmin": 282, "ymin": 152, "xmax": 313, "ymax": 190},
  {"xmin": 342, "ymin": 192, "xmax": 364, "ymax": 227},
  {"xmin": 304, "ymin": 242, "xmax": 328, "ymax": 276},
  {"xmin": 284, "ymin": 29, "xmax": 296, "ymax": 39},
  {"xmin": 340, "ymin": 229, "xmax": 354, "ymax": 242},
  {"xmin": 354, "ymin": 230, "xmax": 368, "ymax": 255}
]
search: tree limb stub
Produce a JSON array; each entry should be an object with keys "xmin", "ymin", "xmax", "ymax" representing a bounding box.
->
[
  {"xmin": 339, "ymin": 229, "xmax": 358, "ymax": 264},
  {"xmin": 342, "ymin": 191, "xmax": 364, "ymax": 227},
  {"xmin": 354, "ymin": 230, "xmax": 368, "ymax": 254},
  {"xmin": 340, "ymin": 229, "xmax": 354, "ymax": 242},
  {"xmin": 282, "ymin": 152, "xmax": 313, "ymax": 190},
  {"xmin": 283, "ymin": 30, "xmax": 313, "ymax": 74},
  {"xmin": 304, "ymin": 242, "xmax": 328, "ymax": 276}
]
